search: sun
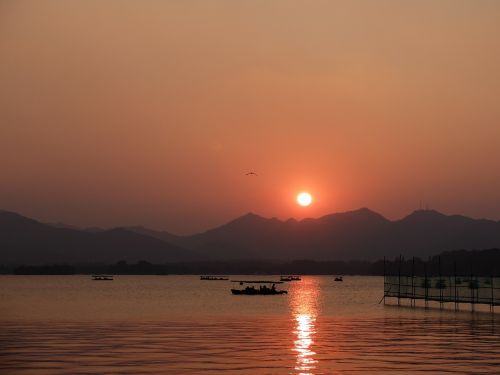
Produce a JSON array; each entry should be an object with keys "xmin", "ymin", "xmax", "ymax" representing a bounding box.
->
[{"xmin": 297, "ymin": 192, "xmax": 313, "ymax": 207}]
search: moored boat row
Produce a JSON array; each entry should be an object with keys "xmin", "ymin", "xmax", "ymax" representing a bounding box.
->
[
  {"xmin": 280, "ymin": 275, "xmax": 301, "ymax": 281},
  {"xmin": 92, "ymin": 274, "xmax": 113, "ymax": 281},
  {"xmin": 200, "ymin": 276, "xmax": 229, "ymax": 280}
]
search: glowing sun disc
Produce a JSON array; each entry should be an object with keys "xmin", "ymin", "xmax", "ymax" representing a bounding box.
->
[{"xmin": 297, "ymin": 192, "xmax": 312, "ymax": 207}]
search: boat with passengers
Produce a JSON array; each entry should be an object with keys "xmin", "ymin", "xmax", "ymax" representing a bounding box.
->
[{"xmin": 230, "ymin": 280, "xmax": 287, "ymax": 295}]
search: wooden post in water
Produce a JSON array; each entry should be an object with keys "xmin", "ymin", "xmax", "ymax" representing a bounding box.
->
[
  {"xmin": 439, "ymin": 256, "xmax": 443, "ymax": 310},
  {"xmin": 424, "ymin": 261, "xmax": 428, "ymax": 309},
  {"xmin": 383, "ymin": 256, "xmax": 386, "ymax": 305},
  {"xmin": 475, "ymin": 275, "xmax": 479, "ymax": 307},
  {"xmin": 398, "ymin": 255, "xmax": 401, "ymax": 306},
  {"xmin": 454, "ymin": 262, "xmax": 458, "ymax": 312},
  {"xmin": 411, "ymin": 257, "xmax": 415, "ymax": 307},
  {"xmin": 402, "ymin": 255, "xmax": 405, "ymax": 302},
  {"xmin": 448, "ymin": 274, "xmax": 452, "ymax": 308},
  {"xmin": 470, "ymin": 268, "xmax": 475, "ymax": 313},
  {"xmin": 491, "ymin": 275, "xmax": 494, "ymax": 313}
]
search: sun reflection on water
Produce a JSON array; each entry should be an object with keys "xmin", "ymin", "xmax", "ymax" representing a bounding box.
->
[
  {"xmin": 290, "ymin": 277, "xmax": 320, "ymax": 375},
  {"xmin": 294, "ymin": 314, "xmax": 317, "ymax": 374}
]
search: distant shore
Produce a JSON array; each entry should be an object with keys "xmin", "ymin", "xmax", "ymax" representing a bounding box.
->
[{"xmin": 2, "ymin": 249, "xmax": 499, "ymax": 276}]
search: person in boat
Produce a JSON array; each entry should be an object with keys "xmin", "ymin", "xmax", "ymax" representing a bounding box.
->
[{"xmin": 272, "ymin": 283, "xmax": 276, "ymax": 291}]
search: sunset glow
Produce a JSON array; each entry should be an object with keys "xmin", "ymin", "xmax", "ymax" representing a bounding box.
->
[
  {"xmin": 297, "ymin": 192, "xmax": 313, "ymax": 207},
  {"xmin": 1, "ymin": 1, "xmax": 500, "ymax": 234},
  {"xmin": 1, "ymin": 2, "xmax": 500, "ymax": 374},
  {"xmin": 0, "ymin": 0, "xmax": 500, "ymax": 375}
]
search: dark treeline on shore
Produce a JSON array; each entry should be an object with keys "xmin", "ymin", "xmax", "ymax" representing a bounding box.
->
[
  {"xmin": 11, "ymin": 264, "xmax": 77, "ymax": 275},
  {"xmin": 6, "ymin": 260, "xmax": 382, "ymax": 276},
  {"xmin": 387, "ymin": 248, "xmax": 500, "ymax": 277},
  {"xmin": 2, "ymin": 249, "xmax": 499, "ymax": 276}
]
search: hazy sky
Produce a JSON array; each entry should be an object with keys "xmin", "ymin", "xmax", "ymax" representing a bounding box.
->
[{"xmin": 1, "ymin": 1, "xmax": 500, "ymax": 234}]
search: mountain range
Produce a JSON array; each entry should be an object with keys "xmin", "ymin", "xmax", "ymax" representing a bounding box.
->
[
  {"xmin": 1, "ymin": 208, "xmax": 500, "ymax": 264},
  {"xmin": 0, "ymin": 211, "xmax": 198, "ymax": 264}
]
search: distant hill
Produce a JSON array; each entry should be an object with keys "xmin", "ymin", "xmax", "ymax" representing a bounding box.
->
[
  {"xmin": 0, "ymin": 211, "xmax": 199, "ymax": 265},
  {"xmin": 2, "ymin": 208, "xmax": 500, "ymax": 265},
  {"xmin": 48, "ymin": 222, "xmax": 105, "ymax": 232},
  {"xmin": 124, "ymin": 226, "xmax": 182, "ymax": 245},
  {"xmin": 157, "ymin": 208, "xmax": 500, "ymax": 261}
]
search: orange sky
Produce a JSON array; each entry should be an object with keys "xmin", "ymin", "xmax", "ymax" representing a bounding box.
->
[{"xmin": 1, "ymin": 1, "xmax": 500, "ymax": 234}]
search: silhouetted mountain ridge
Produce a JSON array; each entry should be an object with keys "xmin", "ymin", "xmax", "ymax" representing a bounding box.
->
[
  {"xmin": 168, "ymin": 208, "xmax": 500, "ymax": 260},
  {"xmin": 123, "ymin": 226, "xmax": 181, "ymax": 244},
  {"xmin": 0, "ymin": 211, "xmax": 199, "ymax": 264},
  {"xmin": 2, "ymin": 208, "xmax": 500, "ymax": 264}
]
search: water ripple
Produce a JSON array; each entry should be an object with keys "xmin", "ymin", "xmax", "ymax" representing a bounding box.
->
[
  {"xmin": 1, "ymin": 276, "xmax": 500, "ymax": 374},
  {"xmin": 1, "ymin": 316, "xmax": 499, "ymax": 374}
]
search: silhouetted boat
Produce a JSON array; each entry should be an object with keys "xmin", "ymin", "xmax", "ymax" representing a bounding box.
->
[
  {"xmin": 200, "ymin": 276, "xmax": 229, "ymax": 281},
  {"xmin": 231, "ymin": 287, "xmax": 287, "ymax": 295},
  {"xmin": 92, "ymin": 274, "xmax": 113, "ymax": 281},
  {"xmin": 230, "ymin": 281, "xmax": 287, "ymax": 295},
  {"xmin": 280, "ymin": 275, "xmax": 301, "ymax": 281},
  {"xmin": 334, "ymin": 276, "xmax": 343, "ymax": 282}
]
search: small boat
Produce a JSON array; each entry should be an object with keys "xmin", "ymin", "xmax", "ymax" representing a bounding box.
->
[
  {"xmin": 230, "ymin": 281, "xmax": 287, "ymax": 295},
  {"xmin": 334, "ymin": 276, "xmax": 343, "ymax": 282},
  {"xmin": 280, "ymin": 275, "xmax": 301, "ymax": 282},
  {"xmin": 200, "ymin": 276, "xmax": 229, "ymax": 281},
  {"xmin": 92, "ymin": 274, "xmax": 113, "ymax": 281}
]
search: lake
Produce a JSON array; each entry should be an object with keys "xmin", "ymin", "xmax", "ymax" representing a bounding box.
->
[{"xmin": 1, "ymin": 275, "xmax": 499, "ymax": 374}]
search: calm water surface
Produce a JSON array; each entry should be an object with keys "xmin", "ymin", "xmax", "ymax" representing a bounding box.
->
[{"xmin": 1, "ymin": 275, "xmax": 499, "ymax": 374}]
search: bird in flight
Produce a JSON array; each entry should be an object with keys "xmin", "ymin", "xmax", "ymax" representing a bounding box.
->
[{"xmin": 245, "ymin": 171, "xmax": 258, "ymax": 176}]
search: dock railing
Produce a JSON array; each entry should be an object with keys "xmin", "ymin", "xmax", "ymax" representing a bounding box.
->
[{"xmin": 383, "ymin": 256, "xmax": 500, "ymax": 312}]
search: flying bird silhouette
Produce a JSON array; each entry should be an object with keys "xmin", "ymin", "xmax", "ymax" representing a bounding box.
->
[{"xmin": 245, "ymin": 172, "xmax": 258, "ymax": 176}]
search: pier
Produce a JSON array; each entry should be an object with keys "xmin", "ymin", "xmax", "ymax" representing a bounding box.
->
[{"xmin": 383, "ymin": 256, "xmax": 500, "ymax": 312}]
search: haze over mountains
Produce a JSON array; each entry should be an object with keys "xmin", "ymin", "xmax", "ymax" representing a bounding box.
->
[
  {"xmin": 1, "ymin": 208, "xmax": 500, "ymax": 265},
  {"xmin": 0, "ymin": 211, "xmax": 198, "ymax": 265}
]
